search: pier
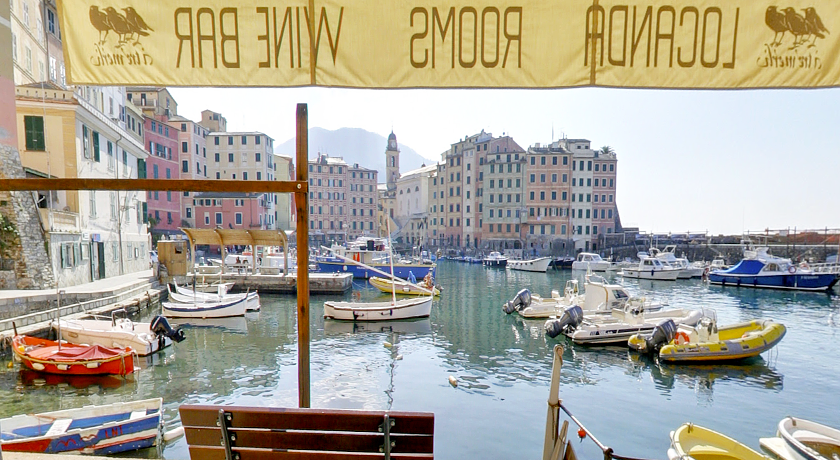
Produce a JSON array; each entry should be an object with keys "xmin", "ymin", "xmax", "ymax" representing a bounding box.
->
[{"xmin": 174, "ymin": 272, "xmax": 353, "ymax": 294}]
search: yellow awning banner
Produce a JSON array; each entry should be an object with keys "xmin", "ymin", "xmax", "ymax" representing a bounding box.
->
[{"xmin": 59, "ymin": 0, "xmax": 840, "ymax": 88}]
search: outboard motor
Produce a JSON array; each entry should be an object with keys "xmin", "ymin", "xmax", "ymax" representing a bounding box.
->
[
  {"xmin": 544, "ymin": 305, "xmax": 584, "ymax": 338},
  {"xmin": 502, "ymin": 289, "xmax": 531, "ymax": 314},
  {"xmin": 628, "ymin": 319, "xmax": 677, "ymax": 353},
  {"xmin": 151, "ymin": 315, "xmax": 186, "ymax": 343}
]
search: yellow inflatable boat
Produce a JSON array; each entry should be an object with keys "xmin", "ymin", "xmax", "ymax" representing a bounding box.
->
[
  {"xmin": 629, "ymin": 311, "xmax": 786, "ymax": 362},
  {"xmin": 369, "ymin": 276, "xmax": 440, "ymax": 296}
]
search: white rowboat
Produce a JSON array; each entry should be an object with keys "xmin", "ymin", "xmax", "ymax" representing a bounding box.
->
[
  {"xmin": 162, "ymin": 296, "xmax": 248, "ymax": 318},
  {"xmin": 324, "ymin": 296, "xmax": 433, "ymax": 321}
]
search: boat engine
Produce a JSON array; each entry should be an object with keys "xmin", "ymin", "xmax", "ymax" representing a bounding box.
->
[
  {"xmin": 628, "ymin": 319, "xmax": 677, "ymax": 353},
  {"xmin": 544, "ymin": 305, "xmax": 584, "ymax": 338},
  {"xmin": 502, "ymin": 289, "xmax": 531, "ymax": 314},
  {"xmin": 151, "ymin": 316, "xmax": 186, "ymax": 343}
]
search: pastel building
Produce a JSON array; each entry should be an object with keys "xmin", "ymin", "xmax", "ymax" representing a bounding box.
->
[
  {"xmin": 308, "ymin": 154, "xmax": 378, "ymax": 244},
  {"xmin": 192, "ymin": 192, "xmax": 267, "ymax": 230},
  {"xmin": 394, "ymin": 164, "xmax": 436, "ymax": 247},
  {"xmin": 170, "ymin": 115, "xmax": 210, "ymax": 228},
  {"xmin": 143, "ymin": 116, "xmax": 181, "ymax": 237},
  {"xmin": 273, "ymin": 155, "xmax": 295, "ymax": 231},
  {"xmin": 481, "ymin": 138, "xmax": 527, "ymax": 251}
]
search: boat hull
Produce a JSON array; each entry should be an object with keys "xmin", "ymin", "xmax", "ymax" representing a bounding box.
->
[
  {"xmin": 619, "ymin": 268, "xmax": 680, "ymax": 280},
  {"xmin": 317, "ymin": 260, "xmax": 435, "ymax": 279},
  {"xmin": 669, "ymin": 423, "xmax": 768, "ymax": 460},
  {"xmin": 169, "ymin": 287, "xmax": 261, "ymax": 312},
  {"xmin": 53, "ymin": 319, "xmax": 169, "ymax": 357},
  {"xmin": 659, "ymin": 320, "xmax": 786, "ymax": 362},
  {"xmin": 776, "ymin": 417, "xmax": 840, "ymax": 460},
  {"xmin": 369, "ymin": 277, "xmax": 439, "ymax": 296},
  {"xmin": 571, "ymin": 261, "xmax": 611, "ymax": 271},
  {"xmin": 708, "ymin": 272, "xmax": 838, "ymax": 291},
  {"xmin": 12, "ymin": 336, "xmax": 136, "ymax": 376},
  {"xmin": 507, "ymin": 257, "xmax": 552, "ymax": 273},
  {"xmin": 324, "ymin": 296, "xmax": 433, "ymax": 321},
  {"xmin": 0, "ymin": 398, "xmax": 162, "ymax": 455},
  {"xmin": 162, "ymin": 297, "xmax": 248, "ymax": 318},
  {"xmin": 483, "ymin": 259, "xmax": 508, "ymax": 267}
]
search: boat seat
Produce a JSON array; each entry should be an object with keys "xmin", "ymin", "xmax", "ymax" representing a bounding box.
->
[
  {"xmin": 688, "ymin": 444, "xmax": 732, "ymax": 457},
  {"xmin": 792, "ymin": 429, "xmax": 839, "ymax": 445},
  {"xmin": 179, "ymin": 405, "xmax": 435, "ymax": 460},
  {"xmin": 45, "ymin": 418, "xmax": 73, "ymax": 436}
]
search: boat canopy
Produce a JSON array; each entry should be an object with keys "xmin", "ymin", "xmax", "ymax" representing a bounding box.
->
[{"xmin": 718, "ymin": 259, "xmax": 765, "ymax": 275}]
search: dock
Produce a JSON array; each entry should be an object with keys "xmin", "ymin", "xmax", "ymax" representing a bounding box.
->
[{"xmin": 181, "ymin": 272, "xmax": 354, "ymax": 294}]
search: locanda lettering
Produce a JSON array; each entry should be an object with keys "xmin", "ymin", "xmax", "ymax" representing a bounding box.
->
[
  {"xmin": 585, "ymin": 4, "xmax": 739, "ymax": 69},
  {"xmin": 409, "ymin": 6, "xmax": 522, "ymax": 69}
]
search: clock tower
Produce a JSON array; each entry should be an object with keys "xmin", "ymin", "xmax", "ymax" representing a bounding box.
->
[{"xmin": 385, "ymin": 131, "xmax": 400, "ymax": 193}]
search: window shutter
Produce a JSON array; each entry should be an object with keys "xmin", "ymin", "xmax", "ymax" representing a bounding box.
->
[
  {"xmin": 142, "ymin": 202, "xmax": 148, "ymax": 223},
  {"xmin": 92, "ymin": 131, "xmax": 100, "ymax": 161},
  {"xmin": 137, "ymin": 159, "xmax": 146, "ymax": 178}
]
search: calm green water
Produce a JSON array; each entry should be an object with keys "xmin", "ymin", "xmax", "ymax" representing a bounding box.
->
[{"xmin": 0, "ymin": 260, "xmax": 838, "ymax": 460}]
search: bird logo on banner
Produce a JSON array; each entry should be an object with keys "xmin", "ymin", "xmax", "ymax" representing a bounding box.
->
[
  {"xmin": 89, "ymin": 5, "xmax": 153, "ymax": 47},
  {"xmin": 765, "ymin": 5, "xmax": 828, "ymax": 48}
]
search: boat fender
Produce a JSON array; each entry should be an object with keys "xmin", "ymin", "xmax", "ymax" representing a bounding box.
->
[
  {"xmin": 788, "ymin": 266, "xmax": 796, "ymax": 274},
  {"xmin": 163, "ymin": 426, "xmax": 185, "ymax": 443},
  {"xmin": 448, "ymin": 375, "xmax": 458, "ymax": 387},
  {"xmin": 383, "ymin": 341, "xmax": 393, "ymax": 348}
]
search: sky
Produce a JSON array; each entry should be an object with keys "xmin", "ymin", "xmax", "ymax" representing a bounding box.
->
[{"xmin": 169, "ymin": 87, "xmax": 840, "ymax": 236}]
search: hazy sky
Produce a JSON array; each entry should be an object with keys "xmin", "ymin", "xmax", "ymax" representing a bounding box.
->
[{"xmin": 170, "ymin": 87, "xmax": 840, "ymax": 236}]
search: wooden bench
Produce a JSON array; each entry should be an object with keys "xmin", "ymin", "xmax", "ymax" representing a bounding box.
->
[{"xmin": 179, "ymin": 405, "xmax": 434, "ymax": 460}]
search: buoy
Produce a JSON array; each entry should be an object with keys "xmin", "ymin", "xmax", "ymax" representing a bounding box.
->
[
  {"xmin": 383, "ymin": 342, "xmax": 393, "ymax": 349},
  {"xmin": 448, "ymin": 375, "xmax": 458, "ymax": 387},
  {"xmin": 163, "ymin": 426, "xmax": 185, "ymax": 442},
  {"xmin": 577, "ymin": 428, "xmax": 586, "ymax": 439},
  {"xmin": 396, "ymin": 354, "xmax": 403, "ymax": 360}
]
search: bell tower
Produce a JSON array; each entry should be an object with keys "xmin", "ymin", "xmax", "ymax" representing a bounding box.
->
[{"xmin": 385, "ymin": 131, "xmax": 400, "ymax": 193}]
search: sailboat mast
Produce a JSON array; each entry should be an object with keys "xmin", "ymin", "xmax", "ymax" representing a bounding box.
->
[{"xmin": 387, "ymin": 220, "xmax": 397, "ymax": 306}]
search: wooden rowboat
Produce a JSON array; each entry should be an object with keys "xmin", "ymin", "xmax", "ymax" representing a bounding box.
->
[
  {"xmin": 668, "ymin": 423, "xmax": 769, "ymax": 460},
  {"xmin": 0, "ymin": 398, "xmax": 162, "ymax": 454},
  {"xmin": 324, "ymin": 296, "xmax": 433, "ymax": 321},
  {"xmin": 12, "ymin": 335, "xmax": 136, "ymax": 376},
  {"xmin": 369, "ymin": 276, "xmax": 440, "ymax": 296}
]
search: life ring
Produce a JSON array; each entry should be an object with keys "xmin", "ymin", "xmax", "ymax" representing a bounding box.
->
[
  {"xmin": 788, "ymin": 265, "xmax": 796, "ymax": 274},
  {"xmin": 674, "ymin": 331, "xmax": 691, "ymax": 345}
]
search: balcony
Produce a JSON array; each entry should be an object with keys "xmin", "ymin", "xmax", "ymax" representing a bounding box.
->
[{"xmin": 39, "ymin": 208, "xmax": 81, "ymax": 233}]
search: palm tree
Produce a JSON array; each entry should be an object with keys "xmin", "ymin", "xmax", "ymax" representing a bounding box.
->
[{"xmin": 599, "ymin": 146, "xmax": 615, "ymax": 155}]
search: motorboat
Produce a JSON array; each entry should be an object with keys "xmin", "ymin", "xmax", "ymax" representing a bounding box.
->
[
  {"xmin": 760, "ymin": 417, "xmax": 840, "ymax": 460},
  {"xmin": 668, "ymin": 423, "xmax": 768, "ymax": 460},
  {"xmin": 507, "ymin": 257, "xmax": 552, "ymax": 273},
  {"xmin": 502, "ymin": 280, "xmax": 582, "ymax": 318},
  {"xmin": 483, "ymin": 252, "xmax": 508, "ymax": 268},
  {"xmin": 652, "ymin": 246, "xmax": 705, "ymax": 279},
  {"xmin": 618, "ymin": 257, "xmax": 681, "ymax": 281},
  {"xmin": 51, "ymin": 314, "xmax": 185, "ymax": 356},
  {"xmin": 324, "ymin": 295, "xmax": 433, "ymax": 321},
  {"xmin": 708, "ymin": 247, "xmax": 838, "ymax": 291},
  {"xmin": 577, "ymin": 273, "xmax": 667, "ymax": 314},
  {"xmin": 12, "ymin": 335, "xmax": 136, "ymax": 376},
  {"xmin": 628, "ymin": 310, "xmax": 786, "ymax": 362},
  {"xmin": 316, "ymin": 238, "xmax": 435, "ymax": 279},
  {"xmin": 369, "ymin": 275, "xmax": 440, "ymax": 296},
  {"xmin": 0, "ymin": 398, "xmax": 163, "ymax": 454},
  {"xmin": 571, "ymin": 252, "xmax": 611, "ymax": 271},
  {"xmin": 162, "ymin": 295, "xmax": 249, "ymax": 318},
  {"xmin": 169, "ymin": 282, "xmax": 260, "ymax": 311},
  {"xmin": 544, "ymin": 302, "xmax": 701, "ymax": 345}
]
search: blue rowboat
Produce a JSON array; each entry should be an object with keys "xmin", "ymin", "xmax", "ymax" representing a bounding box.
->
[{"xmin": 0, "ymin": 398, "xmax": 163, "ymax": 454}]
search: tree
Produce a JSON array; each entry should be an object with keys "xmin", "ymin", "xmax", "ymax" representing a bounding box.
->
[{"xmin": 599, "ymin": 146, "xmax": 615, "ymax": 155}]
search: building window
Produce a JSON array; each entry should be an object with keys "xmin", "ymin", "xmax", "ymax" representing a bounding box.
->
[
  {"xmin": 235, "ymin": 213, "xmax": 242, "ymax": 225},
  {"xmin": 186, "ymin": 208, "xmax": 192, "ymax": 218},
  {"xmin": 182, "ymin": 160, "xmax": 189, "ymax": 173},
  {"xmin": 215, "ymin": 212, "xmax": 222, "ymax": 225},
  {"xmin": 228, "ymin": 153, "xmax": 234, "ymax": 162},
  {"xmin": 228, "ymin": 136, "xmax": 233, "ymax": 145},
  {"xmin": 23, "ymin": 116, "xmax": 45, "ymax": 151}
]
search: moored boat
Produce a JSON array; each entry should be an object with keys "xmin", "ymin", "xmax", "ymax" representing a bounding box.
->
[
  {"xmin": 369, "ymin": 276, "xmax": 440, "ymax": 296},
  {"xmin": 760, "ymin": 417, "xmax": 840, "ymax": 460},
  {"xmin": 502, "ymin": 280, "xmax": 581, "ymax": 318},
  {"xmin": 619, "ymin": 257, "xmax": 681, "ymax": 280},
  {"xmin": 709, "ymin": 247, "xmax": 838, "ymax": 291},
  {"xmin": 571, "ymin": 252, "xmax": 611, "ymax": 271},
  {"xmin": 168, "ymin": 283, "xmax": 261, "ymax": 311},
  {"xmin": 52, "ymin": 315, "xmax": 185, "ymax": 356},
  {"xmin": 0, "ymin": 398, "xmax": 163, "ymax": 454},
  {"xmin": 12, "ymin": 335, "xmax": 136, "ymax": 376},
  {"xmin": 668, "ymin": 423, "xmax": 769, "ymax": 460},
  {"xmin": 483, "ymin": 252, "xmax": 508, "ymax": 268},
  {"xmin": 162, "ymin": 295, "xmax": 248, "ymax": 318},
  {"xmin": 324, "ymin": 295, "xmax": 433, "ymax": 321},
  {"xmin": 316, "ymin": 238, "xmax": 435, "ymax": 279},
  {"xmin": 629, "ymin": 311, "xmax": 786, "ymax": 362},
  {"xmin": 507, "ymin": 257, "xmax": 552, "ymax": 273}
]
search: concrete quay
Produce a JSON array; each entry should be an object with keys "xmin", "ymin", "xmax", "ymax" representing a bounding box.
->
[{"xmin": 180, "ymin": 271, "xmax": 354, "ymax": 294}]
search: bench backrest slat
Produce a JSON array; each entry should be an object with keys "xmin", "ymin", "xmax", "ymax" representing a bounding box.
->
[
  {"xmin": 185, "ymin": 427, "xmax": 434, "ymax": 453},
  {"xmin": 179, "ymin": 405, "xmax": 434, "ymax": 460}
]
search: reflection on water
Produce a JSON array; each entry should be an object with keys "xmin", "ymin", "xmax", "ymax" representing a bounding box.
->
[{"xmin": 0, "ymin": 263, "xmax": 835, "ymax": 460}]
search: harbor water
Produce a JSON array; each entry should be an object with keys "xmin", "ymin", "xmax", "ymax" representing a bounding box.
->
[{"xmin": 0, "ymin": 260, "xmax": 838, "ymax": 459}]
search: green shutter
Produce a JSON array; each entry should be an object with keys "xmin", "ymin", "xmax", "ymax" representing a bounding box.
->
[
  {"xmin": 142, "ymin": 202, "xmax": 148, "ymax": 223},
  {"xmin": 92, "ymin": 131, "xmax": 100, "ymax": 162},
  {"xmin": 137, "ymin": 159, "xmax": 146, "ymax": 178},
  {"xmin": 24, "ymin": 116, "xmax": 45, "ymax": 151}
]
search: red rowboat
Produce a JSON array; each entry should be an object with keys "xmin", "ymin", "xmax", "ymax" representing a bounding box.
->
[{"xmin": 12, "ymin": 335, "xmax": 136, "ymax": 376}]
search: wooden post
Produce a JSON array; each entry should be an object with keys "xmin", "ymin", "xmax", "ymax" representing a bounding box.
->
[{"xmin": 295, "ymin": 104, "xmax": 310, "ymax": 408}]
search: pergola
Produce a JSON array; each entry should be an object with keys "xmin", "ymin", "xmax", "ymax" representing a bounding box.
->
[{"xmin": 180, "ymin": 228, "xmax": 291, "ymax": 275}]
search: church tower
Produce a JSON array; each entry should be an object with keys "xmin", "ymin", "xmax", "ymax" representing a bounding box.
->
[{"xmin": 385, "ymin": 131, "xmax": 400, "ymax": 193}]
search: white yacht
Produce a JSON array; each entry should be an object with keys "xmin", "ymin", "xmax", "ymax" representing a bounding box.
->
[
  {"xmin": 618, "ymin": 257, "xmax": 681, "ymax": 280},
  {"xmin": 651, "ymin": 246, "xmax": 704, "ymax": 279},
  {"xmin": 571, "ymin": 252, "xmax": 611, "ymax": 271}
]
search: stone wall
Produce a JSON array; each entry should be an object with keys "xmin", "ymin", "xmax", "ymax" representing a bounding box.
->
[{"xmin": 0, "ymin": 144, "xmax": 55, "ymax": 289}]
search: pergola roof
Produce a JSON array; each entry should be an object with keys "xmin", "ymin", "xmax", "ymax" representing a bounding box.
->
[{"xmin": 180, "ymin": 228, "xmax": 288, "ymax": 248}]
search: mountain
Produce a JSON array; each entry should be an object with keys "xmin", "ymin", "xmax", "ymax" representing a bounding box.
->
[{"xmin": 275, "ymin": 127, "xmax": 437, "ymax": 178}]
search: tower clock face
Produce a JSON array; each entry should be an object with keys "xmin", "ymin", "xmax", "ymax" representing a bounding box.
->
[{"xmin": 389, "ymin": 140, "xmax": 396, "ymax": 149}]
